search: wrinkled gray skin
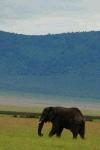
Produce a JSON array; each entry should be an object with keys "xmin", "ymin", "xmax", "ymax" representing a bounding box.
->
[{"xmin": 38, "ymin": 107, "xmax": 85, "ymax": 138}]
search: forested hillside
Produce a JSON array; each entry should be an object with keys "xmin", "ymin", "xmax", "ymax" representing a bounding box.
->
[{"xmin": 0, "ymin": 31, "xmax": 100, "ymax": 99}]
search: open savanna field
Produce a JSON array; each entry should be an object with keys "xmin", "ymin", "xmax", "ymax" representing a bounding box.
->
[{"xmin": 0, "ymin": 116, "xmax": 100, "ymax": 150}]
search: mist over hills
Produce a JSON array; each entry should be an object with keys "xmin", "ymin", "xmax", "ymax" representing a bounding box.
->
[{"xmin": 0, "ymin": 31, "xmax": 100, "ymax": 100}]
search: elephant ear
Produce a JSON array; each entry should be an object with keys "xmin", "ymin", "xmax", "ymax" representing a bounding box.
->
[{"xmin": 48, "ymin": 107, "xmax": 57, "ymax": 121}]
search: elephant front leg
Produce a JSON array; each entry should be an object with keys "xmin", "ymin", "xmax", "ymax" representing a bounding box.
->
[
  {"xmin": 56, "ymin": 127, "xmax": 63, "ymax": 137},
  {"xmin": 49, "ymin": 124, "xmax": 63, "ymax": 137},
  {"xmin": 49, "ymin": 124, "xmax": 56, "ymax": 137}
]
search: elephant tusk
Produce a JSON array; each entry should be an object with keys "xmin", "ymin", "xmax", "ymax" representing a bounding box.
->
[{"xmin": 38, "ymin": 121, "xmax": 42, "ymax": 124}]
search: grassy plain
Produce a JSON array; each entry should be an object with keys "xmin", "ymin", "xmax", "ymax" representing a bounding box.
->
[{"xmin": 0, "ymin": 117, "xmax": 100, "ymax": 150}]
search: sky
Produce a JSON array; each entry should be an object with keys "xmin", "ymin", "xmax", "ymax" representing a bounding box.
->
[{"xmin": 0, "ymin": 0, "xmax": 100, "ymax": 35}]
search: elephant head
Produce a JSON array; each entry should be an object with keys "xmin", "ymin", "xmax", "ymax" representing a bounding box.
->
[{"xmin": 38, "ymin": 107, "xmax": 56, "ymax": 136}]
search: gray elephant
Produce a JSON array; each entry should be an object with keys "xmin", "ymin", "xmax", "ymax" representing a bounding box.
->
[{"xmin": 38, "ymin": 106, "xmax": 85, "ymax": 139}]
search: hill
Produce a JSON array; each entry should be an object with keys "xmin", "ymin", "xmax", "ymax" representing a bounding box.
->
[{"xmin": 0, "ymin": 31, "xmax": 100, "ymax": 100}]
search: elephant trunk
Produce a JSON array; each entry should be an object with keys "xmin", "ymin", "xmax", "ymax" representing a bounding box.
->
[{"xmin": 38, "ymin": 120, "xmax": 44, "ymax": 136}]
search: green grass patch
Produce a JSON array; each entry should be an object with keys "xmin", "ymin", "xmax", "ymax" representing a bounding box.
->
[{"xmin": 0, "ymin": 117, "xmax": 100, "ymax": 150}]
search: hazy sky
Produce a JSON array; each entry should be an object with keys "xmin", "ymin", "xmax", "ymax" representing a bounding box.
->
[{"xmin": 0, "ymin": 0, "xmax": 100, "ymax": 35}]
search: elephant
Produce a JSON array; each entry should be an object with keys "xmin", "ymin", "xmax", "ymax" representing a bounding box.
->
[{"xmin": 38, "ymin": 106, "xmax": 85, "ymax": 139}]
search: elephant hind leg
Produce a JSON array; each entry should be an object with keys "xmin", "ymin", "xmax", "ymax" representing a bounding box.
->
[
  {"xmin": 79, "ymin": 132, "xmax": 85, "ymax": 139},
  {"xmin": 79, "ymin": 121, "xmax": 85, "ymax": 139},
  {"xmin": 72, "ymin": 126, "xmax": 79, "ymax": 139},
  {"xmin": 79, "ymin": 127, "xmax": 85, "ymax": 139}
]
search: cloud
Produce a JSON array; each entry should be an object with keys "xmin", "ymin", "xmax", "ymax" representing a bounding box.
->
[
  {"xmin": 0, "ymin": 0, "xmax": 100, "ymax": 34},
  {"xmin": 0, "ymin": 0, "xmax": 83, "ymax": 19}
]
